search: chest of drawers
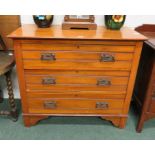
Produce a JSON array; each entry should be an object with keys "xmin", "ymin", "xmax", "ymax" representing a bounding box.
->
[{"xmin": 8, "ymin": 25, "xmax": 146, "ymax": 127}]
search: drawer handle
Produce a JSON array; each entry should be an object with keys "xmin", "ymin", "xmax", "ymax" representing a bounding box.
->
[
  {"xmin": 97, "ymin": 79, "xmax": 111, "ymax": 86},
  {"xmin": 41, "ymin": 53, "xmax": 56, "ymax": 61},
  {"xmin": 42, "ymin": 77, "xmax": 56, "ymax": 85},
  {"xmin": 96, "ymin": 102, "xmax": 109, "ymax": 109},
  {"xmin": 44, "ymin": 101, "xmax": 57, "ymax": 109},
  {"xmin": 100, "ymin": 53, "xmax": 115, "ymax": 62}
]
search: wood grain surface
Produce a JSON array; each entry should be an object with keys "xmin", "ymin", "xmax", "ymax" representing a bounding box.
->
[{"xmin": 8, "ymin": 24, "xmax": 147, "ymax": 40}]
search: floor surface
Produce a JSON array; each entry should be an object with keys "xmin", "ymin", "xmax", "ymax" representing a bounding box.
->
[{"xmin": 0, "ymin": 99, "xmax": 155, "ymax": 140}]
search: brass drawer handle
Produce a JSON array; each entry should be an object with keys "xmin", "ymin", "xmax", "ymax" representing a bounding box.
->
[
  {"xmin": 42, "ymin": 77, "xmax": 56, "ymax": 85},
  {"xmin": 96, "ymin": 102, "xmax": 109, "ymax": 109},
  {"xmin": 41, "ymin": 53, "xmax": 56, "ymax": 61},
  {"xmin": 44, "ymin": 101, "xmax": 57, "ymax": 109},
  {"xmin": 97, "ymin": 79, "xmax": 111, "ymax": 86},
  {"xmin": 100, "ymin": 53, "xmax": 115, "ymax": 62}
]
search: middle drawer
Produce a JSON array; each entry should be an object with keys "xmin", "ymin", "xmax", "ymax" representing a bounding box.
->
[{"xmin": 25, "ymin": 70, "xmax": 129, "ymax": 92}]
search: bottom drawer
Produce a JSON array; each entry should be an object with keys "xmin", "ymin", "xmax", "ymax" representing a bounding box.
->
[{"xmin": 28, "ymin": 98, "xmax": 124, "ymax": 114}]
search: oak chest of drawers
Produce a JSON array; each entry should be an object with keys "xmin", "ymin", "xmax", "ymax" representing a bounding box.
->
[{"xmin": 8, "ymin": 24, "xmax": 146, "ymax": 127}]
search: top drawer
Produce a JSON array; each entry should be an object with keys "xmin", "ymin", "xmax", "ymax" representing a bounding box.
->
[
  {"xmin": 21, "ymin": 42, "xmax": 135, "ymax": 71},
  {"xmin": 21, "ymin": 43, "xmax": 135, "ymax": 53}
]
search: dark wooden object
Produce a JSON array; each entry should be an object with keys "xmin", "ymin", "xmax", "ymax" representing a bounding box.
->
[
  {"xmin": 0, "ymin": 89, "xmax": 2, "ymax": 103},
  {"xmin": 62, "ymin": 15, "xmax": 97, "ymax": 30},
  {"xmin": 134, "ymin": 24, "xmax": 155, "ymax": 132},
  {"xmin": 0, "ymin": 35, "xmax": 18, "ymax": 121},
  {"xmin": 0, "ymin": 35, "xmax": 7, "ymax": 102}
]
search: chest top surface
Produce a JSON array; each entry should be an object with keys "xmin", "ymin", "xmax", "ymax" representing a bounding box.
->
[{"xmin": 8, "ymin": 24, "xmax": 147, "ymax": 41}]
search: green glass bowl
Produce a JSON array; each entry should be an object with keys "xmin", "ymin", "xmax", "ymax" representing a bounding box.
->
[{"xmin": 105, "ymin": 15, "xmax": 126, "ymax": 30}]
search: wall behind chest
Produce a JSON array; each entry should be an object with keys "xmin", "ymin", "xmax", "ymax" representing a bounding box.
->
[{"xmin": 20, "ymin": 15, "xmax": 155, "ymax": 28}]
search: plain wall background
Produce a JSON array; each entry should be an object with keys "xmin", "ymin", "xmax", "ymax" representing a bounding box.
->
[
  {"xmin": 21, "ymin": 15, "xmax": 155, "ymax": 27},
  {"xmin": 1, "ymin": 15, "xmax": 155, "ymax": 98}
]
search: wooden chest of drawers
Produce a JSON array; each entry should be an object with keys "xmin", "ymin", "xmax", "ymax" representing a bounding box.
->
[{"xmin": 8, "ymin": 25, "xmax": 146, "ymax": 127}]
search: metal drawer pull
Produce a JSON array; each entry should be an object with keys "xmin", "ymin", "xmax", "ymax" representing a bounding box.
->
[
  {"xmin": 44, "ymin": 101, "xmax": 57, "ymax": 109},
  {"xmin": 97, "ymin": 79, "xmax": 111, "ymax": 86},
  {"xmin": 41, "ymin": 53, "xmax": 56, "ymax": 61},
  {"xmin": 100, "ymin": 53, "xmax": 115, "ymax": 62},
  {"xmin": 96, "ymin": 102, "xmax": 109, "ymax": 109},
  {"xmin": 42, "ymin": 77, "xmax": 56, "ymax": 85}
]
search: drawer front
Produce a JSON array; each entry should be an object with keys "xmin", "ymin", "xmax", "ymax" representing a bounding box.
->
[
  {"xmin": 22, "ymin": 43, "xmax": 134, "ymax": 70},
  {"xmin": 27, "ymin": 92, "xmax": 126, "ymax": 100},
  {"xmin": 26, "ymin": 84, "xmax": 127, "ymax": 92},
  {"xmin": 25, "ymin": 72, "xmax": 129, "ymax": 86},
  {"xmin": 25, "ymin": 69, "xmax": 128, "ymax": 94},
  {"xmin": 23, "ymin": 60, "xmax": 132, "ymax": 71},
  {"xmin": 21, "ymin": 43, "xmax": 135, "ymax": 52},
  {"xmin": 25, "ymin": 70, "xmax": 130, "ymax": 77},
  {"xmin": 22, "ymin": 51, "xmax": 133, "ymax": 61},
  {"xmin": 28, "ymin": 98, "xmax": 124, "ymax": 114},
  {"xmin": 22, "ymin": 42, "xmax": 133, "ymax": 115}
]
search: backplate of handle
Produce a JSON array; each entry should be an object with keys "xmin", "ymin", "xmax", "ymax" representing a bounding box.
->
[
  {"xmin": 96, "ymin": 102, "xmax": 109, "ymax": 109},
  {"xmin": 44, "ymin": 101, "xmax": 57, "ymax": 109},
  {"xmin": 100, "ymin": 53, "xmax": 115, "ymax": 62},
  {"xmin": 97, "ymin": 79, "xmax": 111, "ymax": 86},
  {"xmin": 42, "ymin": 77, "xmax": 56, "ymax": 85},
  {"xmin": 41, "ymin": 53, "xmax": 56, "ymax": 61}
]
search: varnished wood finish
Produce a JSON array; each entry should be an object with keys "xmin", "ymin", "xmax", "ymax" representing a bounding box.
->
[
  {"xmin": 0, "ymin": 15, "xmax": 20, "ymax": 50},
  {"xmin": 13, "ymin": 40, "xmax": 29, "ymax": 114},
  {"xmin": 134, "ymin": 24, "xmax": 155, "ymax": 132},
  {"xmin": 25, "ymin": 72, "xmax": 129, "ymax": 85},
  {"xmin": 27, "ymin": 91, "xmax": 126, "ymax": 99},
  {"xmin": 62, "ymin": 15, "xmax": 97, "ymax": 30},
  {"xmin": 101, "ymin": 116, "xmax": 127, "ymax": 128},
  {"xmin": 5, "ymin": 70, "xmax": 18, "ymax": 121},
  {"xmin": 0, "ymin": 35, "xmax": 7, "ymax": 51},
  {"xmin": 27, "ymin": 85, "xmax": 127, "ymax": 92},
  {"xmin": 23, "ymin": 115, "xmax": 48, "ymax": 127},
  {"xmin": 22, "ymin": 51, "xmax": 134, "ymax": 60},
  {"xmin": 9, "ymin": 25, "xmax": 146, "ymax": 127},
  {"xmin": 0, "ymin": 52, "xmax": 15, "ymax": 75},
  {"xmin": 64, "ymin": 15, "xmax": 95, "ymax": 23},
  {"xmin": 149, "ymin": 98, "xmax": 155, "ymax": 113},
  {"xmin": 21, "ymin": 43, "xmax": 135, "ymax": 52},
  {"xmin": 8, "ymin": 24, "xmax": 146, "ymax": 40},
  {"xmin": 28, "ymin": 98, "xmax": 124, "ymax": 114},
  {"xmin": 25, "ymin": 70, "xmax": 130, "ymax": 77},
  {"xmin": 23, "ymin": 60, "xmax": 132, "ymax": 71}
]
